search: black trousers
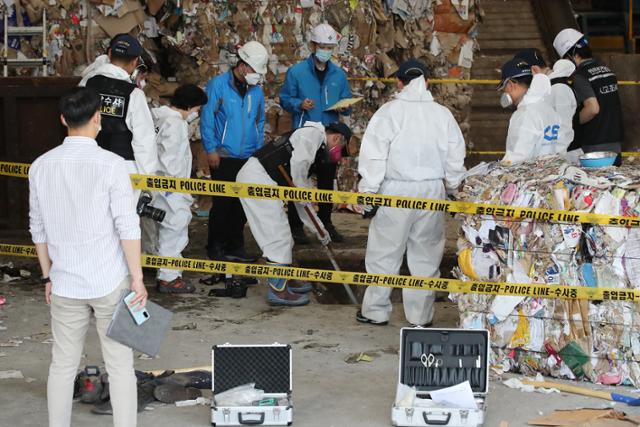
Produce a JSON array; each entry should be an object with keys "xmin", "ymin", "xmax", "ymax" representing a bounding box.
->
[
  {"xmin": 207, "ymin": 157, "xmax": 248, "ymax": 256},
  {"xmin": 288, "ymin": 161, "xmax": 337, "ymax": 229}
]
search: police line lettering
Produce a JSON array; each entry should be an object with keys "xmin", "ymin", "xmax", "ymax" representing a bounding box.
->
[
  {"xmin": 179, "ymin": 179, "xmax": 227, "ymax": 195},
  {"xmin": 4, "ymin": 244, "xmax": 640, "ymax": 302},
  {"xmin": 0, "ymin": 244, "xmax": 36, "ymax": 257},
  {"xmin": 4, "ymin": 161, "xmax": 640, "ymax": 228},
  {"xmin": 0, "ymin": 163, "xmax": 29, "ymax": 177}
]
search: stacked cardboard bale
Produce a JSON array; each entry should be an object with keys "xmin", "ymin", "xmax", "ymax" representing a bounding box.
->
[{"xmin": 2, "ymin": 0, "xmax": 481, "ymax": 192}]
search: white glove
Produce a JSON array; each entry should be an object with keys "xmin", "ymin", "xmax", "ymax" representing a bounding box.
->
[{"xmin": 316, "ymin": 231, "xmax": 331, "ymax": 246}]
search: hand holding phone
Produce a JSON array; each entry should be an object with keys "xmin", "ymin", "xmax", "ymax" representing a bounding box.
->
[{"xmin": 124, "ymin": 291, "xmax": 150, "ymax": 326}]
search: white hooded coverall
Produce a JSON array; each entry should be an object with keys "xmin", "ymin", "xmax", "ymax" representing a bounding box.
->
[
  {"xmin": 502, "ymin": 74, "xmax": 563, "ymax": 164},
  {"xmin": 548, "ymin": 59, "xmax": 577, "ymax": 153},
  {"xmin": 236, "ymin": 122, "xmax": 329, "ymax": 265},
  {"xmin": 80, "ymin": 55, "xmax": 159, "ymax": 254},
  {"xmin": 150, "ymin": 106, "xmax": 194, "ymax": 281},
  {"xmin": 358, "ymin": 77, "xmax": 466, "ymax": 326}
]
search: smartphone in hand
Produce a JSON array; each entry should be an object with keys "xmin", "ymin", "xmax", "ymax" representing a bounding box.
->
[{"xmin": 124, "ymin": 291, "xmax": 150, "ymax": 326}]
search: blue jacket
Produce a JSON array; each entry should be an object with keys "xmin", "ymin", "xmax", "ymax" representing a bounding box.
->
[
  {"xmin": 279, "ymin": 56, "xmax": 351, "ymax": 129},
  {"xmin": 200, "ymin": 71, "xmax": 265, "ymax": 158}
]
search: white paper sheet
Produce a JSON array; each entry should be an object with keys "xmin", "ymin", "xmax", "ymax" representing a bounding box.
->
[{"xmin": 429, "ymin": 381, "xmax": 478, "ymax": 410}]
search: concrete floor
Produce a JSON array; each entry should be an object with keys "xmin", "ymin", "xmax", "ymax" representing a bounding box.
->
[{"xmin": 1, "ymin": 213, "xmax": 639, "ymax": 426}]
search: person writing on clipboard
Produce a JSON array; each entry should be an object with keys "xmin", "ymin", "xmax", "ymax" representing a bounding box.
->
[{"xmin": 279, "ymin": 23, "xmax": 354, "ymax": 245}]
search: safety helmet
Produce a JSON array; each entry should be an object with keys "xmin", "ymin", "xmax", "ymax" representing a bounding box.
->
[
  {"xmin": 553, "ymin": 28, "xmax": 585, "ymax": 58},
  {"xmin": 310, "ymin": 23, "xmax": 339, "ymax": 45},
  {"xmin": 238, "ymin": 41, "xmax": 269, "ymax": 75}
]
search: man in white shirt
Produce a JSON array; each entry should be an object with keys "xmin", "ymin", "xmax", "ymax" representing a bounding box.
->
[
  {"xmin": 356, "ymin": 60, "xmax": 466, "ymax": 327},
  {"xmin": 29, "ymin": 87, "xmax": 147, "ymax": 427}
]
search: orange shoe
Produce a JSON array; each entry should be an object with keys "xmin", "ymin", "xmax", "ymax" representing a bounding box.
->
[{"xmin": 157, "ymin": 277, "xmax": 195, "ymax": 294}]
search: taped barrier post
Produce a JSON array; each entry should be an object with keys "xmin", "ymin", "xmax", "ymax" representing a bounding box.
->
[
  {"xmin": 3, "ymin": 161, "xmax": 640, "ymax": 228},
  {"xmin": 0, "ymin": 243, "xmax": 638, "ymax": 303}
]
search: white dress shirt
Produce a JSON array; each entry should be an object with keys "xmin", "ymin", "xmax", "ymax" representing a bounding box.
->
[{"xmin": 29, "ymin": 136, "xmax": 141, "ymax": 299}]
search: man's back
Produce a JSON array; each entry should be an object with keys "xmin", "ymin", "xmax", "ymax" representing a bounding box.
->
[
  {"xmin": 29, "ymin": 137, "xmax": 139, "ymax": 299},
  {"xmin": 358, "ymin": 77, "xmax": 466, "ymax": 194}
]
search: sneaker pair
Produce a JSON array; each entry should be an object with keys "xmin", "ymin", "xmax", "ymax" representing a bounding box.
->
[{"xmin": 267, "ymin": 280, "xmax": 313, "ymax": 307}]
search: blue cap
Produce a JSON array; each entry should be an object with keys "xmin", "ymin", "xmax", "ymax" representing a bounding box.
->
[
  {"xmin": 497, "ymin": 58, "xmax": 533, "ymax": 90},
  {"xmin": 513, "ymin": 48, "xmax": 546, "ymax": 68},
  {"xmin": 109, "ymin": 34, "xmax": 142, "ymax": 58},
  {"xmin": 396, "ymin": 59, "xmax": 429, "ymax": 83}
]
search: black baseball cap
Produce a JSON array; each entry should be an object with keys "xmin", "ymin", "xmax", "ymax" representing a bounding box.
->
[
  {"xmin": 513, "ymin": 48, "xmax": 546, "ymax": 68},
  {"xmin": 497, "ymin": 58, "xmax": 533, "ymax": 90},
  {"xmin": 395, "ymin": 59, "xmax": 430, "ymax": 83},
  {"xmin": 326, "ymin": 122, "xmax": 352, "ymax": 142},
  {"xmin": 109, "ymin": 33, "xmax": 142, "ymax": 58}
]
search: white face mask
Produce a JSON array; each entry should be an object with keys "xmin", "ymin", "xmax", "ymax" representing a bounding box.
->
[
  {"xmin": 245, "ymin": 73, "xmax": 262, "ymax": 86},
  {"xmin": 138, "ymin": 79, "xmax": 147, "ymax": 90},
  {"xmin": 500, "ymin": 92, "xmax": 513, "ymax": 109},
  {"xmin": 186, "ymin": 111, "xmax": 199, "ymax": 123}
]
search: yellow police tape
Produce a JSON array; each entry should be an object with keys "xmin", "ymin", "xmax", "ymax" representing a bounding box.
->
[
  {"xmin": 348, "ymin": 77, "xmax": 640, "ymax": 85},
  {"xmin": 0, "ymin": 242, "xmax": 637, "ymax": 302},
  {"xmin": 3, "ymin": 160, "xmax": 640, "ymax": 228},
  {"xmin": 468, "ymin": 150, "xmax": 640, "ymax": 157}
]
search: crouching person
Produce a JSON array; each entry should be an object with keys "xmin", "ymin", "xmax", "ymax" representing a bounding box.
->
[
  {"xmin": 236, "ymin": 122, "xmax": 352, "ymax": 306},
  {"xmin": 152, "ymin": 84, "xmax": 208, "ymax": 294},
  {"xmin": 29, "ymin": 87, "xmax": 147, "ymax": 427}
]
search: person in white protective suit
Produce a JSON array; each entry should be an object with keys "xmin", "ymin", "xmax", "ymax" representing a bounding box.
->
[
  {"xmin": 151, "ymin": 84, "xmax": 208, "ymax": 294},
  {"xmin": 79, "ymin": 34, "xmax": 159, "ymax": 254},
  {"xmin": 512, "ymin": 49, "xmax": 576, "ymax": 153},
  {"xmin": 498, "ymin": 57, "xmax": 563, "ymax": 164},
  {"xmin": 236, "ymin": 121, "xmax": 352, "ymax": 306},
  {"xmin": 356, "ymin": 59, "xmax": 466, "ymax": 327},
  {"xmin": 547, "ymin": 59, "xmax": 577, "ymax": 154},
  {"xmin": 79, "ymin": 33, "xmax": 157, "ymax": 178}
]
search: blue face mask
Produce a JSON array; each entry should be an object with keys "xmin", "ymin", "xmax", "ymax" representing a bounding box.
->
[{"xmin": 315, "ymin": 49, "xmax": 333, "ymax": 63}]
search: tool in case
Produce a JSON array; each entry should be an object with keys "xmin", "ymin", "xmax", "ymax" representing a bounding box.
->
[
  {"xmin": 211, "ymin": 343, "xmax": 293, "ymax": 426},
  {"xmin": 392, "ymin": 328, "xmax": 490, "ymax": 426}
]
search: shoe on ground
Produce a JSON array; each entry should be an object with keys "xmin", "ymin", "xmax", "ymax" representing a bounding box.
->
[
  {"xmin": 91, "ymin": 381, "xmax": 156, "ymax": 415},
  {"xmin": 239, "ymin": 276, "xmax": 258, "ymax": 286},
  {"xmin": 355, "ymin": 310, "xmax": 388, "ymax": 326},
  {"xmin": 157, "ymin": 370, "xmax": 212, "ymax": 390},
  {"xmin": 157, "ymin": 277, "xmax": 195, "ymax": 294},
  {"xmin": 267, "ymin": 287, "xmax": 310, "ymax": 306},
  {"xmin": 199, "ymin": 274, "xmax": 223, "ymax": 286},
  {"xmin": 224, "ymin": 247, "xmax": 258, "ymax": 263},
  {"xmin": 291, "ymin": 227, "xmax": 310, "ymax": 245},
  {"xmin": 208, "ymin": 278, "xmax": 247, "ymax": 298},
  {"xmin": 409, "ymin": 322, "xmax": 433, "ymax": 328},
  {"xmin": 325, "ymin": 223, "xmax": 344, "ymax": 243},
  {"xmin": 153, "ymin": 383, "xmax": 202, "ymax": 404},
  {"xmin": 287, "ymin": 280, "xmax": 313, "ymax": 294}
]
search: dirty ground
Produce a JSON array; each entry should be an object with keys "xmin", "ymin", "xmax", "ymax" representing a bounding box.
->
[{"xmin": 1, "ymin": 213, "xmax": 639, "ymax": 426}]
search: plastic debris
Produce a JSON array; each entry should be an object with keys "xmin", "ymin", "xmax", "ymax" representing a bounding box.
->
[{"xmin": 0, "ymin": 370, "xmax": 24, "ymax": 379}]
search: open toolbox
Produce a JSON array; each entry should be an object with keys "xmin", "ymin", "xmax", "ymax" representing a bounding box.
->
[
  {"xmin": 392, "ymin": 328, "xmax": 490, "ymax": 426},
  {"xmin": 211, "ymin": 343, "xmax": 293, "ymax": 426}
]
